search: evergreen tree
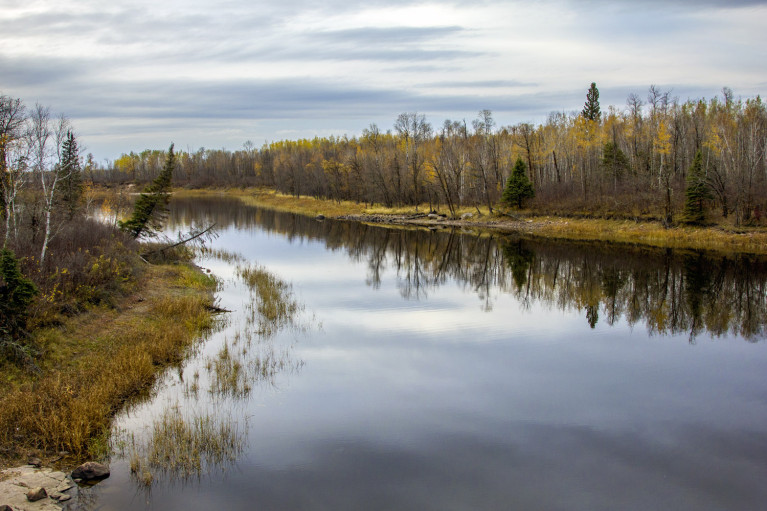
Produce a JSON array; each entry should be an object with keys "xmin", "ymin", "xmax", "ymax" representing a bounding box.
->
[
  {"xmin": 119, "ymin": 143, "xmax": 175, "ymax": 238},
  {"xmin": 0, "ymin": 248, "xmax": 37, "ymax": 338},
  {"xmin": 600, "ymin": 141, "xmax": 629, "ymax": 178},
  {"xmin": 582, "ymin": 82, "xmax": 601, "ymax": 121},
  {"xmin": 682, "ymin": 150, "xmax": 713, "ymax": 224},
  {"xmin": 502, "ymin": 157, "xmax": 535, "ymax": 208},
  {"xmin": 58, "ymin": 131, "xmax": 83, "ymax": 219}
]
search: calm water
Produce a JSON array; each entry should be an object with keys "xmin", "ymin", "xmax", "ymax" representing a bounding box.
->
[{"xmin": 76, "ymin": 196, "xmax": 767, "ymax": 510}]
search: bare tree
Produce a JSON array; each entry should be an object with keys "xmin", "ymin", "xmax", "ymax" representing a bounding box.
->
[
  {"xmin": 1, "ymin": 95, "xmax": 28, "ymax": 246},
  {"xmin": 29, "ymin": 105, "xmax": 73, "ymax": 265}
]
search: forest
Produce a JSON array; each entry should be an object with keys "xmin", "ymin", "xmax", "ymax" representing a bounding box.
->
[{"xmin": 99, "ymin": 85, "xmax": 767, "ymax": 227}]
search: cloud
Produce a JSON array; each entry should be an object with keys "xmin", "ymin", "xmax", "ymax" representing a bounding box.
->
[{"xmin": 1, "ymin": 0, "xmax": 764, "ymax": 161}]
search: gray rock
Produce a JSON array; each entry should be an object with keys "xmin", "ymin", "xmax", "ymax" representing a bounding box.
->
[
  {"xmin": 461, "ymin": 212, "xmax": 473, "ymax": 219},
  {"xmin": 27, "ymin": 457, "xmax": 42, "ymax": 468},
  {"xmin": 71, "ymin": 462, "xmax": 110, "ymax": 481},
  {"xmin": 26, "ymin": 486, "xmax": 47, "ymax": 502},
  {"xmin": 0, "ymin": 504, "xmax": 14, "ymax": 511},
  {"xmin": 50, "ymin": 492, "xmax": 71, "ymax": 502}
]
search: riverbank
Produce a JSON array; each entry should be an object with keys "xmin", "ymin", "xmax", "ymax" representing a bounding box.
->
[
  {"xmin": 177, "ymin": 188, "xmax": 767, "ymax": 255},
  {"xmin": 0, "ymin": 262, "xmax": 217, "ymax": 470}
]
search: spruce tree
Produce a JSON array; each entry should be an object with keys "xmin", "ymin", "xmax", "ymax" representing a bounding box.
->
[
  {"xmin": 601, "ymin": 142, "xmax": 629, "ymax": 178},
  {"xmin": 502, "ymin": 157, "xmax": 535, "ymax": 209},
  {"xmin": 582, "ymin": 82, "xmax": 601, "ymax": 121},
  {"xmin": 119, "ymin": 143, "xmax": 176, "ymax": 238},
  {"xmin": 58, "ymin": 131, "xmax": 83, "ymax": 219},
  {"xmin": 682, "ymin": 150, "xmax": 713, "ymax": 224},
  {"xmin": 0, "ymin": 248, "xmax": 37, "ymax": 339}
]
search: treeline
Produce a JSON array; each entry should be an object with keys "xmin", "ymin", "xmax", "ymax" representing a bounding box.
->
[{"xmin": 102, "ymin": 85, "xmax": 767, "ymax": 226}]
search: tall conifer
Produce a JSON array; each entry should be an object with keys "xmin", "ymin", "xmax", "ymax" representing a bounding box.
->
[
  {"xmin": 58, "ymin": 131, "xmax": 83, "ymax": 219},
  {"xmin": 582, "ymin": 82, "xmax": 601, "ymax": 121},
  {"xmin": 683, "ymin": 150, "xmax": 713, "ymax": 224}
]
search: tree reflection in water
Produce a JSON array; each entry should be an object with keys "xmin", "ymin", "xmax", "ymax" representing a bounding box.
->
[{"xmin": 170, "ymin": 196, "xmax": 767, "ymax": 341}]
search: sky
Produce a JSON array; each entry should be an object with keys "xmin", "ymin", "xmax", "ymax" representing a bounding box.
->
[{"xmin": 2, "ymin": 0, "xmax": 766, "ymax": 162}]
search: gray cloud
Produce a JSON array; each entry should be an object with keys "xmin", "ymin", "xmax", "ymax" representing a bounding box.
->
[{"xmin": 1, "ymin": 0, "xmax": 764, "ymax": 161}]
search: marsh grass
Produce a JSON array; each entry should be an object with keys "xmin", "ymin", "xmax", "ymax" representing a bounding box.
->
[
  {"xmin": 208, "ymin": 341, "xmax": 251, "ymax": 398},
  {"xmin": 127, "ymin": 406, "xmax": 245, "ymax": 485},
  {"xmin": 236, "ymin": 263, "xmax": 304, "ymax": 337},
  {"xmin": 196, "ymin": 246, "xmax": 246, "ymax": 264},
  {"xmin": 0, "ymin": 263, "xmax": 216, "ymax": 463}
]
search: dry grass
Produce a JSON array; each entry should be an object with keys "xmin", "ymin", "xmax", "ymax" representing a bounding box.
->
[
  {"xmin": 0, "ymin": 263, "xmax": 217, "ymax": 466},
  {"xmin": 511, "ymin": 216, "xmax": 767, "ymax": 255},
  {"xmin": 179, "ymin": 188, "xmax": 767, "ymax": 255},
  {"xmin": 236, "ymin": 263, "xmax": 303, "ymax": 336},
  {"xmin": 127, "ymin": 406, "xmax": 244, "ymax": 486},
  {"xmin": 178, "ymin": 187, "xmax": 490, "ymax": 219}
]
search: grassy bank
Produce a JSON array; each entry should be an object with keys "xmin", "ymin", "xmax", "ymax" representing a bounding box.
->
[
  {"xmin": 177, "ymin": 188, "xmax": 767, "ymax": 255},
  {"xmin": 0, "ymin": 262, "xmax": 217, "ymax": 467}
]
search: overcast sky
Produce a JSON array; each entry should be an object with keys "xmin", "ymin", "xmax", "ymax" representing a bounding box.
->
[{"xmin": 2, "ymin": 0, "xmax": 765, "ymax": 161}]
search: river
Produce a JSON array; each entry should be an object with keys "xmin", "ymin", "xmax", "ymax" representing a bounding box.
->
[{"xmin": 75, "ymin": 195, "xmax": 767, "ymax": 510}]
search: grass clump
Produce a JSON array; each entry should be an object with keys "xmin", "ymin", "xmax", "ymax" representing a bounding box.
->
[
  {"xmin": 236, "ymin": 263, "xmax": 303, "ymax": 336},
  {"xmin": 127, "ymin": 406, "xmax": 245, "ymax": 485}
]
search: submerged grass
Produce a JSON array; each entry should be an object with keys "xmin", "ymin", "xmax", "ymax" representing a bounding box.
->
[
  {"xmin": 236, "ymin": 263, "xmax": 304, "ymax": 336},
  {"xmin": 127, "ymin": 406, "xmax": 245, "ymax": 486},
  {"xmin": 0, "ymin": 263, "xmax": 217, "ymax": 465}
]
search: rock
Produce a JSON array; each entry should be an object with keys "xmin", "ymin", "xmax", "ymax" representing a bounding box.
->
[
  {"xmin": 316, "ymin": 214, "xmax": 326, "ymax": 220},
  {"xmin": 27, "ymin": 456, "xmax": 42, "ymax": 468},
  {"xmin": 71, "ymin": 462, "xmax": 110, "ymax": 481},
  {"xmin": 427, "ymin": 213, "xmax": 440, "ymax": 219},
  {"xmin": 50, "ymin": 491, "xmax": 72, "ymax": 502},
  {"xmin": 0, "ymin": 505, "xmax": 13, "ymax": 511},
  {"xmin": 1, "ymin": 465, "xmax": 71, "ymax": 511},
  {"xmin": 26, "ymin": 486, "xmax": 47, "ymax": 502},
  {"xmin": 461, "ymin": 212, "xmax": 473, "ymax": 219}
]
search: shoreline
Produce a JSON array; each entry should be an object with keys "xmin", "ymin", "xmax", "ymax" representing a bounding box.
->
[
  {"xmin": 0, "ymin": 262, "xmax": 217, "ymax": 470},
  {"xmin": 175, "ymin": 188, "xmax": 767, "ymax": 256}
]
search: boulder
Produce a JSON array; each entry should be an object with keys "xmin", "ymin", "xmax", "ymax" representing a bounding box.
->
[
  {"xmin": 461, "ymin": 212, "xmax": 473, "ymax": 219},
  {"xmin": 71, "ymin": 462, "xmax": 110, "ymax": 481},
  {"xmin": 26, "ymin": 486, "xmax": 47, "ymax": 502}
]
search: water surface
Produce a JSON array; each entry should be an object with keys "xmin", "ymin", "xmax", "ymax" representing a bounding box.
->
[{"xmin": 79, "ymin": 195, "xmax": 767, "ymax": 510}]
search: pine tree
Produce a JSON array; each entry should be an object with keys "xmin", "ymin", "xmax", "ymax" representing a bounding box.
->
[
  {"xmin": 682, "ymin": 150, "xmax": 713, "ymax": 224},
  {"xmin": 119, "ymin": 143, "xmax": 175, "ymax": 238},
  {"xmin": 58, "ymin": 131, "xmax": 83, "ymax": 219},
  {"xmin": 502, "ymin": 157, "xmax": 535, "ymax": 209},
  {"xmin": 582, "ymin": 82, "xmax": 601, "ymax": 121}
]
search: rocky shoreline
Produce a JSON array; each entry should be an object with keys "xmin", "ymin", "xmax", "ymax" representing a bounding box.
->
[
  {"xmin": 0, "ymin": 462, "xmax": 108, "ymax": 511},
  {"xmin": 336, "ymin": 211, "xmax": 532, "ymax": 232}
]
